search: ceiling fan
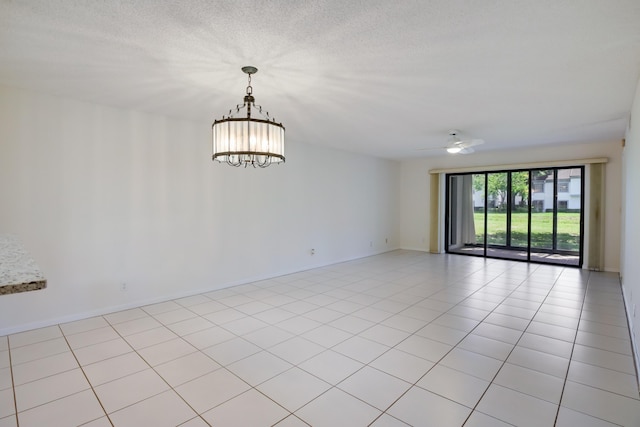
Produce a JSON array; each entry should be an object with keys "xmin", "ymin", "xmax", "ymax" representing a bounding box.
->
[
  {"xmin": 444, "ymin": 130, "xmax": 484, "ymax": 154},
  {"xmin": 418, "ymin": 130, "xmax": 485, "ymax": 154}
]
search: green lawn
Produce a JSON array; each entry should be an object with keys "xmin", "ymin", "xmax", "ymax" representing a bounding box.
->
[{"xmin": 474, "ymin": 212, "xmax": 580, "ymax": 251}]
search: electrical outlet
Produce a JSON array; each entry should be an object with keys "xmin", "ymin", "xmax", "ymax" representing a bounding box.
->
[
  {"xmin": 310, "ymin": 248, "xmax": 315, "ymax": 255},
  {"xmin": 120, "ymin": 283, "xmax": 127, "ymax": 291}
]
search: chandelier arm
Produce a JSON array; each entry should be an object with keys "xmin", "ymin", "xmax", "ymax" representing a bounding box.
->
[{"xmin": 219, "ymin": 101, "xmax": 279, "ymax": 123}]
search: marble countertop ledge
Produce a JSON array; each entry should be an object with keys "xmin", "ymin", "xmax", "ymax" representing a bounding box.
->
[{"xmin": 0, "ymin": 235, "xmax": 46, "ymax": 295}]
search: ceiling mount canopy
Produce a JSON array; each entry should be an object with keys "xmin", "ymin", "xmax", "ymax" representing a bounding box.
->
[{"xmin": 212, "ymin": 66, "xmax": 285, "ymax": 168}]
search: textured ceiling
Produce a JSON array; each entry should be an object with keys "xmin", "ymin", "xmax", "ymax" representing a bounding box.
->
[{"xmin": 1, "ymin": 0, "xmax": 639, "ymax": 159}]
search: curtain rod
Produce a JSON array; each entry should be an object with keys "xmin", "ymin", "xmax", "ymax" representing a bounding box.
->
[{"xmin": 429, "ymin": 157, "xmax": 608, "ymax": 174}]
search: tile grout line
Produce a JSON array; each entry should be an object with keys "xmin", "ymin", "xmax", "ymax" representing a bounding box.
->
[
  {"xmin": 100, "ymin": 313, "xmax": 218, "ymax": 426},
  {"xmin": 140, "ymin": 286, "xmax": 328, "ymax": 424},
  {"xmin": 57, "ymin": 322, "xmax": 115, "ymax": 427},
  {"xmin": 6, "ymin": 337, "xmax": 20, "ymax": 427},
  {"xmin": 364, "ymin": 262, "xmax": 553, "ymax": 425},
  {"xmin": 458, "ymin": 266, "xmax": 570, "ymax": 426},
  {"xmin": 129, "ymin": 291, "xmax": 316, "ymax": 425},
  {"xmin": 553, "ymin": 274, "xmax": 636, "ymax": 426},
  {"xmin": 284, "ymin": 261, "xmax": 500, "ymax": 423},
  {"xmin": 550, "ymin": 272, "xmax": 589, "ymax": 426},
  {"xmin": 57, "ymin": 312, "xmax": 215, "ymax": 426},
  {"xmin": 10, "ymin": 323, "xmax": 121, "ymax": 426},
  {"xmin": 193, "ymin": 257, "xmax": 485, "ymax": 424}
]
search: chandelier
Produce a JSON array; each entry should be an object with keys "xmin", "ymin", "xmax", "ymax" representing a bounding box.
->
[{"xmin": 212, "ymin": 66, "xmax": 285, "ymax": 168}]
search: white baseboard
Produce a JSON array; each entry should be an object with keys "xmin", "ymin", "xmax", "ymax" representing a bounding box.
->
[{"xmin": 621, "ymin": 281, "xmax": 640, "ymax": 388}]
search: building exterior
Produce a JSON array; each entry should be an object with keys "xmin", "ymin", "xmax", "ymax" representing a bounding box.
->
[
  {"xmin": 472, "ymin": 168, "xmax": 582, "ymax": 212},
  {"xmin": 532, "ymin": 168, "xmax": 582, "ymax": 212}
]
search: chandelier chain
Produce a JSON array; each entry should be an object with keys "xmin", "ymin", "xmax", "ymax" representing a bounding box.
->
[{"xmin": 246, "ymin": 73, "xmax": 253, "ymax": 96}]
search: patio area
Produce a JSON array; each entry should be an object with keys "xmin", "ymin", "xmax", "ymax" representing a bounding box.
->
[{"xmin": 450, "ymin": 245, "xmax": 580, "ymax": 267}]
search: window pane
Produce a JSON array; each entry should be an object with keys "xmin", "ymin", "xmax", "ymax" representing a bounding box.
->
[
  {"xmin": 448, "ymin": 174, "xmax": 482, "ymax": 256},
  {"xmin": 530, "ymin": 169, "xmax": 554, "ymax": 251},
  {"xmin": 472, "ymin": 174, "xmax": 485, "ymax": 251},
  {"xmin": 486, "ymin": 172, "xmax": 508, "ymax": 248},
  {"xmin": 556, "ymin": 168, "xmax": 581, "ymax": 253},
  {"xmin": 510, "ymin": 171, "xmax": 529, "ymax": 249}
]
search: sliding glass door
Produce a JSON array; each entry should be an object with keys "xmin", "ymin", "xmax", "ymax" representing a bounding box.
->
[{"xmin": 446, "ymin": 167, "xmax": 584, "ymax": 267}]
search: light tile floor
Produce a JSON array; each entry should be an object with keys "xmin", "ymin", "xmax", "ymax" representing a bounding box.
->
[{"xmin": 1, "ymin": 250, "xmax": 639, "ymax": 426}]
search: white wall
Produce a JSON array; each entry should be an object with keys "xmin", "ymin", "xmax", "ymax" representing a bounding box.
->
[
  {"xmin": 621, "ymin": 76, "xmax": 640, "ymax": 375},
  {"xmin": 399, "ymin": 140, "xmax": 623, "ymax": 272},
  {"xmin": 0, "ymin": 85, "xmax": 400, "ymax": 335}
]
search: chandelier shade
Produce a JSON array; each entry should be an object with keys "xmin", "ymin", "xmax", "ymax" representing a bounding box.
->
[{"xmin": 212, "ymin": 67, "xmax": 285, "ymax": 168}]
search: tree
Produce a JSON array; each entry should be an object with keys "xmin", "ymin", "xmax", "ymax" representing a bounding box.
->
[
  {"xmin": 474, "ymin": 173, "xmax": 507, "ymax": 208},
  {"xmin": 511, "ymin": 171, "xmax": 529, "ymax": 208},
  {"xmin": 473, "ymin": 172, "xmax": 529, "ymax": 210}
]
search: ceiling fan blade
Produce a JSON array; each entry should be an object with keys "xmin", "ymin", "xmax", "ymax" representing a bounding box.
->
[
  {"xmin": 460, "ymin": 138, "xmax": 485, "ymax": 148},
  {"xmin": 415, "ymin": 146, "xmax": 446, "ymax": 151},
  {"xmin": 418, "ymin": 134, "xmax": 484, "ymax": 154}
]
